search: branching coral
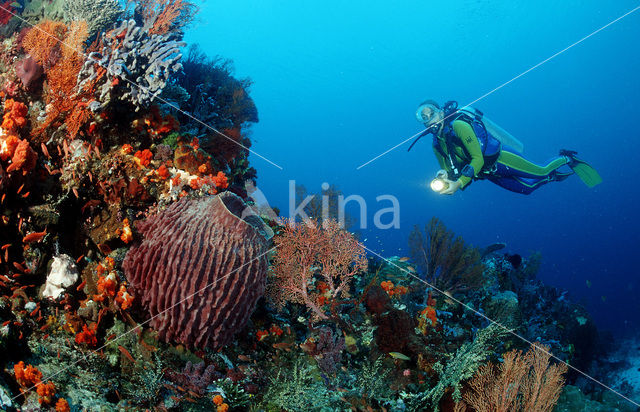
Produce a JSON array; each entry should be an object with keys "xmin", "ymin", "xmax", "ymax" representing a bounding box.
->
[
  {"xmin": 176, "ymin": 45, "xmax": 258, "ymax": 132},
  {"xmin": 63, "ymin": 0, "xmax": 122, "ymax": 37},
  {"xmin": 461, "ymin": 344, "xmax": 568, "ymax": 412},
  {"xmin": 300, "ymin": 327, "xmax": 346, "ymax": 375},
  {"xmin": 0, "ymin": 1, "xmax": 16, "ymax": 25},
  {"xmin": 20, "ymin": 20, "xmax": 68, "ymax": 70},
  {"xmin": 77, "ymin": 19, "xmax": 186, "ymax": 110},
  {"xmin": 21, "ymin": 0, "xmax": 66, "ymax": 23},
  {"xmin": 407, "ymin": 324, "xmax": 509, "ymax": 411},
  {"xmin": 22, "ymin": 20, "xmax": 93, "ymax": 136},
  {"xmin": 408, "ymin": 218, "xmax": 484, "ymax": 295},
  {"xmin": 269, "ymin": 219, "xmax": 368, "ymax": 320},
  {"xmin": 134, "ymin": 0, "xmax": 198, "ymax": 36}
]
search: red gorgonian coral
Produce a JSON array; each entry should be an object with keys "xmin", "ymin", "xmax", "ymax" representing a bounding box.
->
[{"xmin": 269, "ymin": 219, "xmax": 367, "ymax": 320}]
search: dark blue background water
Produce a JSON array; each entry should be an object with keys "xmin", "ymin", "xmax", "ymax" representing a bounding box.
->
[{"xmin": 186, "ymin": 0, "xmax": 640, "ymax": 336}]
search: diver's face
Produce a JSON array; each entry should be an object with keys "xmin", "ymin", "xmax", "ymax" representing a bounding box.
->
[{"xmin": 423, "ymin": 108, "xmax": 443, "ymax": 128}]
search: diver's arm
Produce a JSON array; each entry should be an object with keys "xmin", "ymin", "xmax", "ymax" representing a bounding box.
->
[
  {"xmin": 452, "ymin": 120, "xmax": 485, "ymax": 188},
  {"xmin": 433, "ymin": 146, "xmax": 449, "ymax": 171}
]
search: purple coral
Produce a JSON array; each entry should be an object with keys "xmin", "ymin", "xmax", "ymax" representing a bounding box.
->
[
  {"xmin": 15, "ymin": 56, "xmax": 43, "ymax": 89},
  {"xmin": 165, "ymin": 361, "xmax": 222, "ymax": 396},
  {"xmin": 301, "ymin": 327, "xmax": 345, "ymax": 375},
  {"xmin": 122, "ymin": 192, "xmax": 273, "ymax": 349}
]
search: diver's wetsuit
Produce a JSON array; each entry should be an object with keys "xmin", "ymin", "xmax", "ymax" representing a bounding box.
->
[{"xmin": 433, "ymin": 120, "xmax": 573, "ymax": 194}]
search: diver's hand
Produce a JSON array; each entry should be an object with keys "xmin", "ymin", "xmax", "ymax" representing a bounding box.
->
[
  {"xmin": 436, "ymin": 169, "xmax": 448, "ymax": 179},
  {"xmin": 440, "ymin": 179, "xmax": 461, "ymax": 195}
]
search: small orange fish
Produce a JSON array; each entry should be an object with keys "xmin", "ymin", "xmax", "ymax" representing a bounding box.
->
[
  {"xmin": 13, "ymin": 262, "xmax": 27, "ymax": 272},
  {"xmin": 272, "ymin": 342, "xmax": 293, "ymax": 350},
  {"xmin": 41, "ymin": 143, "xmax": 50, "ymax": 158},
  {"xmin": 23, "ymin": 230, "xmax": 47, "ymax": 244},
  {"xmin": 399, "ymin": 257, "xmax": 410, "ymax": 262},
  {"xmin": 118, "ymin": 345, "xmax": 136, "ymax": 363},
  {"xmin": 76, "ymin": 280, "xmax": 86, "ymax": 291}
]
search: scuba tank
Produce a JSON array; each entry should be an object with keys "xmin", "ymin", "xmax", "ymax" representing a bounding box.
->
[{"xmin": 470, "ymin": 109, "xmax": 524, "ymax": 153}]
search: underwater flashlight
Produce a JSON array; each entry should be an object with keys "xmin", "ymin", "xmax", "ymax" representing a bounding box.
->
[{"xmin": 430, "ymin": 178, "xmax": 449, "ymax": 193}]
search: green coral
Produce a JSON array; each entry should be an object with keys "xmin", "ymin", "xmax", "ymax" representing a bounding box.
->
[
  {"xmin": 120, "ymin": 352, "xmax": 164, "ymax": 406},
  {"xmin": 262, "ymin": 359, "xmax": 340, "ymax": 412},
  {"xmin": 21, "ymin": 0, "xmax": 66, "ymax": 23},
  {"xmin": 63, "ymin": 0, "xmax": 123, "ymax": 37},
  {"xmin": 27, "ymin": 331, "xmax": 119, "ymax": 410},
  {"xmin": 405, "ymin": 324, "xmax": 509, "ymax": 411},
  {"xmin": 162, "ymin": 132, "xmax": 181, "ymax": 149},
  {"xmin": 212, "ymin": 378, "xmax": 252, "ymax": 409}
]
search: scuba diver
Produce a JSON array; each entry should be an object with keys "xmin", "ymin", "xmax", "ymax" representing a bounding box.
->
[{"xmin": 410, "ymin": 100, "xmax": 602, "ymax": 195}]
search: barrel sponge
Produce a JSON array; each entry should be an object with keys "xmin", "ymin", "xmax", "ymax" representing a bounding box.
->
[{"xmin": 122, "ymin": 192, "xmax": 273, "ymax": 349}]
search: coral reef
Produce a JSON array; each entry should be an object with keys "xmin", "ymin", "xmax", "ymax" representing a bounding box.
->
[
  {"xmin": 123, "ymin": 192, "xmax": 273, "ymax": 349},
  {"xmin": 0, "ymin": 3, "xmax": 631, "ymax": 411}
]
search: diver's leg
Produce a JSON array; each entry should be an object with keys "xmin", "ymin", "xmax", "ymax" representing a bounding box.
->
[
  {"xmin": 488, "ymin": 159, "xmax": 562, "ymax": 194},
  {"xmin": 496, "ymin": 148, "xmax": 571, "ymax": 179},
  {"xmin": 488, "ymin": 175, "xmax": 537, "ymax": 195}
]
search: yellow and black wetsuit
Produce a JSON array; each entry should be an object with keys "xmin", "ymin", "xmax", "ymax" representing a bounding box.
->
[{"xmin": 434, "ymin": 119, "xmax": 573, "ymax": 194}]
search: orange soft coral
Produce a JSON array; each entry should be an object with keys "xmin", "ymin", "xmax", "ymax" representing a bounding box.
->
[
  {"xmin": 212, "ymin": 394, "xmax": 224, "ymax": 405},
  {"xmin": 0, "ymin": 133, "xmax": 19, "ymax": 161},
  {"xmin": 55, "ymin": 398, "xmax": 70, "ymax": 412},
  {"xmin": 212, "ymin": 171, "xmax": 229, "ymax": 189},
  {"xmin": 2, "ymin": 99, "xmax": 28, "ymax": 131},
  {"xmin": 119, "ymin": 218, "xmax": 133, "ymax": 243},
  {"xmin": 6, "ymin": 139, "xmax": 37, "ymax": 173},
  {"xmin": 75, "ymin": 323, "xmax": 98, "ymax": 347},
  {"xmin": 36, "ymin": 380, "xmax": 56, "ymax": 405},
  {"xmin": 418, "ymin": 306, "xmax": 438, "ymax": 335},
  {"xmin": 96, "ymin": 272, "xmax": 118, "ymax": 299},
  {"xmin": 134, "ymin": 149, "xmax": 153, "ymax": 167},
  {"xmin": 14, "ymin": 361, "xmax": 42, "ymax": 388},
  {"xmin": 156, "ymin": 164, "xmax": 170, "ymax": 180},
  {"xmin": 115, "ymin": 285, "xmax": 134, "ymax": 310},
  {"xmin": 121, "ymin": 144, "xmax": 133, "ymax": 154}
]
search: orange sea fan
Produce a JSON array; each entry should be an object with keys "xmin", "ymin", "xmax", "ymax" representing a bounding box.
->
[
  {"xmin": 138, "ymin": 0, "xmax": 197, "ymax": 35},
  {"xmin": 20, "ymin": 21, "xmax": 68, "ymax": 69}
]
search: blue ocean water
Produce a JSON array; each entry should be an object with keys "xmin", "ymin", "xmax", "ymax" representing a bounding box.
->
[{"xmin": 186, "ymin": 0, "xmax": 640, "ymax": 336}]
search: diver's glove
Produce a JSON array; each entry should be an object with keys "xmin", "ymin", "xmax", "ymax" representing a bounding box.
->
[
  {"xmin": 436, "ymin": 169, "xmax": 448, "ymax": 179},
  {"xmin": 440, "ymin": 179, "xmax": 461, "ymax": 195}
]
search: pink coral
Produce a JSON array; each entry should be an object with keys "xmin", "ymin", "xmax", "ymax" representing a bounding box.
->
[{"xmin": 269, "ymin": 219, "xmax": 367, "ymax": 320}]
